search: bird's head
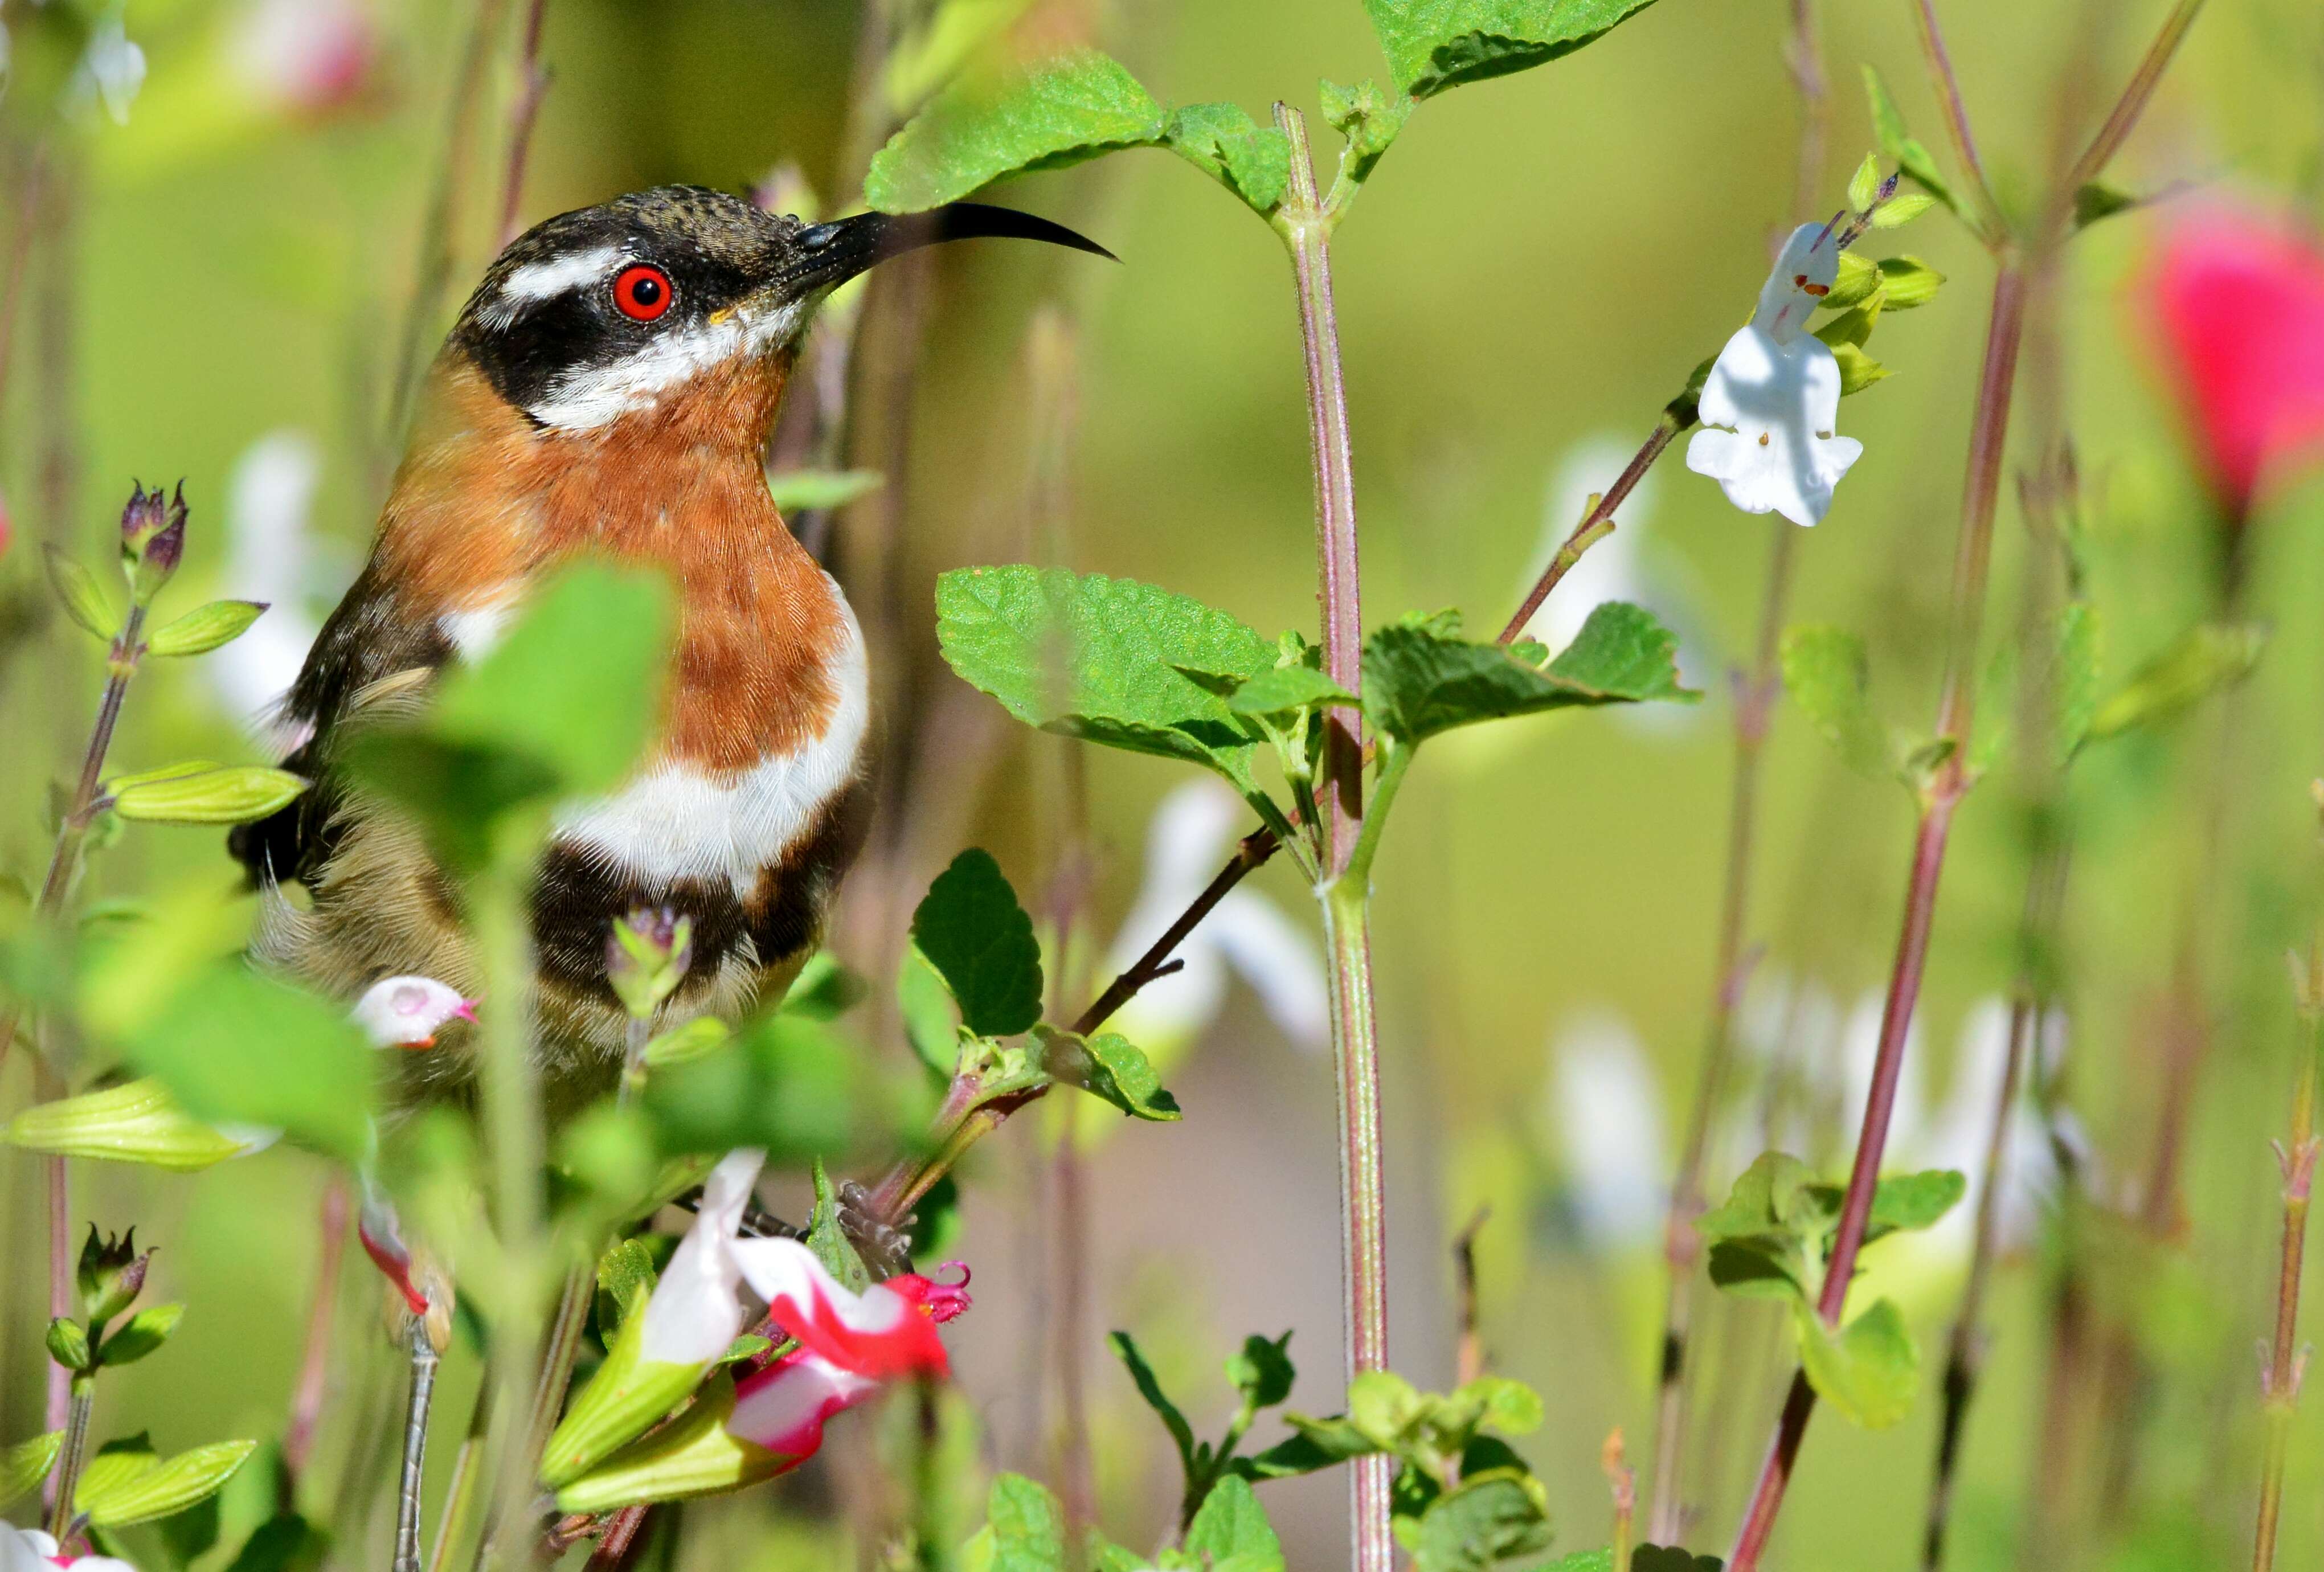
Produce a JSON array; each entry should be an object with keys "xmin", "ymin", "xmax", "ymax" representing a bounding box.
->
[{"xmin": 452, "ymin": 184, "xmax": 1109, "ymax": 436}]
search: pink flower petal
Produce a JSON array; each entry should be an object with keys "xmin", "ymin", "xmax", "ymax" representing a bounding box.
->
[
  {"xmin": 729, "ymin": 1238, "xmax": 951, "ymax": 1380},
  {"xmin": 725, "ymin": 1348, "xmax": 880, "ymax": 1463}
]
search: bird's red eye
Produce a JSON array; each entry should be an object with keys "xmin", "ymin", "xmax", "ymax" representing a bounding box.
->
[{"xmin": 613, "ymin": 264, "xmax": 672, "ymax": 322}]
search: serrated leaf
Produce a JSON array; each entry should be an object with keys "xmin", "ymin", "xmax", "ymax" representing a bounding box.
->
[
  {"xmin": 1034, "ymin": 1026, "xmax": 1180, "ymax": 1119},
  {"xmin": 0, "ymin": 1432, "xmax": 62, "ymax": 1508},
  {"xmin": 1364, "ymin": 0, "xmax": 1666, "ymax": 101},
  {"xmin": 936, "ymin": 565, "xmax": 1274, "ymax": 786},
  {"xmin": 99, "ymin": 1302, "xmax": 184, "ymax": 1366},
  {"xmin": 1319, "ymin": 77, "xmax": 1411, "ymax": 183},
  {"xmin": 47, "ymin": 547, "xmax": 122, "ymax": 642},
  {"xmin": 764, "ymin": 469, "xmax": 884, "ymax": 512},
  {"xmin": 80, "ymin": 1439, "xmax": 256, "ymax": 1527},
  {"xmin": 867, "ymin": 51, "xmax": 1166, "ymax": 212},
  {"xmin": 1226, "ymin": 1330, "xmax": 1297, "ymax": 1409},
  {"xmin": 1869, "ymin": 192, "xmax": 1938, "ymax": 228},
  {"xmin": 1824, "ymin": 251, "xmax": 1883, "ymax": 311},
  {"xmin": 1363, "ymin": 602, "xmax": 1694, "ymax": 746},
  {"xmin": 1163, "ymin": 102, "xmax": 1291, "ymax": 214},
  {"xmin": 146, "ymin": 600, "xmax": 267, "ymax": 658},
  {"xmin": 640, "ymin": 1015, "xmax": 730, "ymax": 1069},
  {"xmin": 1876, "ymin": 255, "xmax": 1945, "ymax": 309},
  {"xmin": 1108, "ymin": 1331, "xmax": 1197, "ymax": 1472},
  {"xmin": 107, "ymin": 763, "xmax": 309, "ymax": 825},
  {"xmin": 6, "ymin": 1079, "xmax": 253, "ymax": 1171},
  {"xmin": 1402, "ymin": 1470, "xmax": 1552, "ymax": 1571},
  {"xmin": 912, "ymin": 849, "xmax": 1044, "ymax": 1038},
  {"xmin": 2085, "ymin": 623, "xmax": 2267, "ymax": 744},
  {"xmin": 2073, "ymin": 181, "xmax": 2139, "ymax": 231},
  {"xmin": 1780, "ymin": 627, "xmax": 1896, "ymax": 781},
  {"xmin": 1795, "ymin": 1298, "xmax": 1918, "ymax": 1429},
  {"xmin": 1225, "ymin": 664, "xmax": 1360, "ymax": 718},
  {"xmin": 1185, "ymin": 1476, "xmax": 1285, "ymax": 1570},
  {"xmin": 1862, "ymin": 66, "xmax": 1966, "ymax": 224}
]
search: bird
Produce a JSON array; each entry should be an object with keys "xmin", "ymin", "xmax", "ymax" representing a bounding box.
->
[{"xmin": 229, "ymin": 185, "xmax": 1109, "ymax": 1119}]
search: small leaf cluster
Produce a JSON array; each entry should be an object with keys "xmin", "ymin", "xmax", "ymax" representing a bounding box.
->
[
  {"xmin": 961, "ymin": 1471, "xmax": 1285, "ymax": 1572},
  {"xmin": 903, "ymin": 846, "xmax": 1181, "ymax": 1121},
  {"xmin": 1700, "ymin": 1153, "xmax": 1965, "ymax": 1429},
  {"xmin": 47, "ymin": 1225, "xmax": 181, "ymax": 1382},
  {"xmin": 1110, "ymin": 1328, "xmax": 1298, "ymax": 1529}
]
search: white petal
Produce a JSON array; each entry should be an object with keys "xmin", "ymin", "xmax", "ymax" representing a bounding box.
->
[
  {"xmin": 1201, "ymin": 891, "xmax": 1329, "ymax": 1053},
  {"xmin": 1545, "ymin": 1010, "xmax": 1670, "ymax": 1252},
  {"xmin": 727, "ymin": 1350, "xmax": 878, "ymax": 1458},
  {"xmin": 637, "ymin": 1149, "xmax": 764, "ymax": 1365},
  {"xmin": 1754, "ymin": 222, "xmax": 1842, "ymax": 342},
  {"xmin": 351, "ymin": 976, "xmax": 473, "ymax": 1049},
  {"xmin": 1688, "ymin": 329, "xmax": 1861, "ymax": 527}
]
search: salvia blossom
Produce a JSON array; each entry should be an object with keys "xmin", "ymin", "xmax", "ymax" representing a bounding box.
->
[
  {"xmin": 211, "ymin": 431, "xmax": 332, "ymax": 744},
  {"xmin": 71, "ymin": 16, "xmax": 148, "ymax": 125},
  {"xmin": 3, "ymin": 1522, "xmax": 136, "ymax": 1572},
  {"xmin": 543, "ymin": 1150, "xmax": 967, "ymax": 1500},
  {"xmin": 2145, "ymin": 204, "xmax": 2324, "ymax": 522},
  {"xmin": 232, "ymin": 0, "xmax": 379, "ymax": 116},
  {"xmin": 351, "ymin": 976, "xmax": 477, "ymax": 1050},
  {"xmin": 1686, "ymin": 222, "xmax": 1863, "ymax": 527}
]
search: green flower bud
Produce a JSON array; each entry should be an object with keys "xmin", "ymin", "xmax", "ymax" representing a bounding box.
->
[
  {"xmin": 538, "ymin": 1303, "xmax": 711, "ymax": 1489},
  {"xmin": 77, "ymin": 1224, "xmax": 150, "ymax": 1325},
  {"xmin": 553, "ymin": 1373, "xmax": 784, "ymax": 1514},
  {"xmin": 607, "ymin": 907, "xmax": 694, "ymax": 1021}
]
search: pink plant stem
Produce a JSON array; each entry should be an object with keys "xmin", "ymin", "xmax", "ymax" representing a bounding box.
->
[
  {"xmin": 497, "ymin": 0, "xmax": 551, "ymax": 246},
  {"xmin": 2251, "ymin": 946, "xmax": 2322, "ymax": 1572},
  {"xmin": 285, "ymin": 1180, "xmax": 354, "ymax": 1481}
]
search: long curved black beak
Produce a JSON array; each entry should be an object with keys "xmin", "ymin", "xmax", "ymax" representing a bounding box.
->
[{"xmin": 785, "ymin": 203, "xmax": 1115, "ymax": 296}]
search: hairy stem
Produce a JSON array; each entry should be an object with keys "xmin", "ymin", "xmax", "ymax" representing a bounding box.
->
[
  {"xmin": 1278, "ymin": 100, "xmax": 1392, "ymax": 1572},
  {"xmin": 2252, "ymin": 950, "xmax": 2322, "ymax": 1572},
  {"xmin": 47, "ymin": 1377, "xmax": 95, "ymax": 1541}
]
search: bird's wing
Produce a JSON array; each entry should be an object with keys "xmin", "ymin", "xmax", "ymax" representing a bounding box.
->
[{"xmin": 228, "ymin": 558, "xmax": 453, "ymax": 887}]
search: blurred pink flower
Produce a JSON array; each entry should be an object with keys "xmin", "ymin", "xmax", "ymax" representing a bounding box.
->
[
  {"xmin": 233, "ymin": 0, "xmax": 379, "ymax": 116},
  {"xmin": 4, "ymin": 1521, "xmax": 137, "ymax": 1572},
  {"xmin": 2147, "ymin": 206, "xmax": 2324, "ymax": 519}
]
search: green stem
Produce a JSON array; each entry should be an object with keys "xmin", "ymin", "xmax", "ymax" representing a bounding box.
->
[{"xmin": 47, "ymin": 1376, "xmax": 95, "ymax": 1541}]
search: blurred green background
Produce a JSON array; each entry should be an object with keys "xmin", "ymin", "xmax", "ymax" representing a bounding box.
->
[{"xmin": 7, "ymin": 0, "xmax": 2324, "ymax": 1567}]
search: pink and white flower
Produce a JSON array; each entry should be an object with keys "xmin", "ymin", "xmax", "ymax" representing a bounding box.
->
[
  {"xmin": 231, "ymin": 0, "xmax": 379, "ymax": 117},
  {"xmin": 3, "ymin": 1521, "xmax": 137, "ymax": 1572},
  {"xmin": 352, "ymin": 976, "xmax": 477, "ymax": 1050}
]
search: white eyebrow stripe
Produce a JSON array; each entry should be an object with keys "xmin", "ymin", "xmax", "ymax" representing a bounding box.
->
[
  {"xmin": 525, "ymin": 296, "xmax": 814, "ymax": 432},
  {"xmin": 501, "ymin": 245, "xmax": 625, "ymax": 302}
]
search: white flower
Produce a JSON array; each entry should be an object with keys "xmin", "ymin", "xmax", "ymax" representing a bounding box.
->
[
  {"xmin": 352, "ymin": 976, "xmax": 478, "ymax": 1050},
  {"xmin": 1685, "ymin": 222, "xmax": 1863, "ymax": 527},
  {"xmin": 5, "ymin": 1521, "xmax": 137, "ymax": 1572},
  {"xmin": 638, "ymin": 1149, "xmax": 765, "ymax": 1365},
  {"xmin": 211, "ymin": 431, "xmax": 332, "ymax": 747},
  {"xmin": 232, "ymin": 0, "xmax": 377, "ymax": 114},
  {"xmin": 71, "ymin": 16, "xmax": 147, "ymax": 125},
  {"xmin": 1545, "ymin": 1009, "xmax": 1671, "ymax": 1253},
  {"xmin": 1104, "ymin": 782, "xmax": 1328, "ymax": 1058}
]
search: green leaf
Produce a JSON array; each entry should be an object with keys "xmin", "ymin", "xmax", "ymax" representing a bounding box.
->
[
  {"xmin": 2084, "ymin": 623, "xmax": 2268, "ymax": 744},
  {"xmin": 1163, "ymin": 102, "xmax": 1292, "ymax": 214},
  {"xmin": 1319, "ymin": 77, "xmax": 1411, "ymax": 184},
  {"xmin": 642, "ymin": 1013, "xmax": 852, "ymax": 1161},
  {"xmin": 1108, "ymin": 1331, "xmax": 1198, "ymax": 1473},
  {"xmin": 1795, "ymin": 1298, "xmax": 1918, "ymax": 1429},
  {"xmin": 1706, "ymin": 1238, "xmax": 1808, "ymax": 1302},
  {"xmin": 1226, "ymin": 1331, "xmax": 1297, "ymax": 1409},
  {"xmin": 912, "ymin": 849, "xmax": 1044, "ymax": 1038},
  {"xmin": 1034, "ymin": 1026, "xmax": 1181, "ymax": 1120},
  {"xmin": 1865, "ymin": 1168, "xmax": 1967, "ymax": 1240},
  {"xmin": 778, "ymin": 951, "xmax": 866, "ymax": 1020},
  {"xmin": 6, "ymin": 1079, "xmax": 254, "ymax": 1171},
  {"xmin": 79, "ymin": 1439, "xmax": 257, "ymax": 1528},
  {"xmin": 431, "ymin": 563, "xmax": 676, "ymax": 801},
  {"xmin": 219, "ymin": 1514, "xmax": 327, "ymax": 1572},
  {"xmin": 1868, "ymin": 192, "xmax": 1938, "ymax": 228},
  {"xmin": 1861, "ymin": 66, "xmax": 1967, "ymax": 224},
  {"xmin": 46, "ymin": 547, "xmax": 121, "ymax": 642},
  {"xmin": 936, "ymin": 565, "xmax": 1274, "ymax": 786},
  {"xmin": 1824, "ymin": 251, "xmax": 1882, "ymax": 311},
  {"xmin": 2056, "ymin": 600, "xmax": 2101, "ymax": 755},
  {"xmin": 961, "ymin": 1472, "xmax": 1069, "ymax": 1572},
  {"xmin": 1813, "ymin": 301, "xmax": 1880, "ymax": 350},
  {"xmin": 867, "ymin": 51, "xmax": 1166, "ymax": 212},
  {"xmin": 2072, "ymin": 181, "xmax": 2139, "ymax": 231},
  {"xmin": 640, "ymin": 1015, "xmax": 730, "ymax": 1069},
  {"xmin": 899, "ymin": 947, "xmax": 964, "ymax": 1078},
  {"xmin": 1184, "ymin": 1476, "xmax": 1285, "ymax": 1570},
  {"xmin": 124, "ymin": 965, "xmax": 373, "ymax": 1163},
  {"xmin": 1363, "ymin": 0, "xmax": 1667, "ymax": 101},
  {"xmin": 98, "ymin": 1302, "xmax": 184, "ymax": 1366},
  {"xmin": 1829, "ymin": 342, "xmax": 1893, "ymax": 396},
  {"xmin": 0, "ymin": 1431, "xmax": 63, "ymax": 1508},
  {"xmin": 107, "ymin": 762, "xmax": 309, "ymax": 825},
  {"xmin": 805, "ymin": 1158, "xmax": 872, "ymax": 1294},
  {"xmin": 146, "ymin": 600, "xmax": 267, "ymax": 658},
  {"xmin": 1846, "ymin": 153, "xmax": 1881, "ymax": 213},
  {"xmin": 1225, "ymin": 664, "xmax": 1361, "ymax": 719},
  {"xmin": 595, "ymin": 1238, "xmax": 658, "ymax": 1338},
  {"xmin": 1401, "ymin": 1470, "xmax": 1552, "ymax": 1571},
  {"xmin": 1363, "ymin": 603, "xmax": 1693, "ymax": 746},
  {"xmin": 156, "ymin": 1486, "xmax": 223, "ymax": 1569},
  {"xmin": 1780, "ymin": 627, "xmax": 1898, "ymax": 781},
  {"xmin": 764, "ymin": 469, "xmax": 884, "ymax": 512},
  {"xmin": 1875, "ymin": 255, "xmax": 1945, "ymax": 309}
]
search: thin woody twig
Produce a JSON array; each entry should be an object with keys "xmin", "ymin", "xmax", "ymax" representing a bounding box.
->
[
  {"xmin": 1910, "ymin": 0, "xmax": 2005, "ymax": 240},
  {"xmin": 497, "ymin": 0, "xmax": 554, "ymax": 247}
]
